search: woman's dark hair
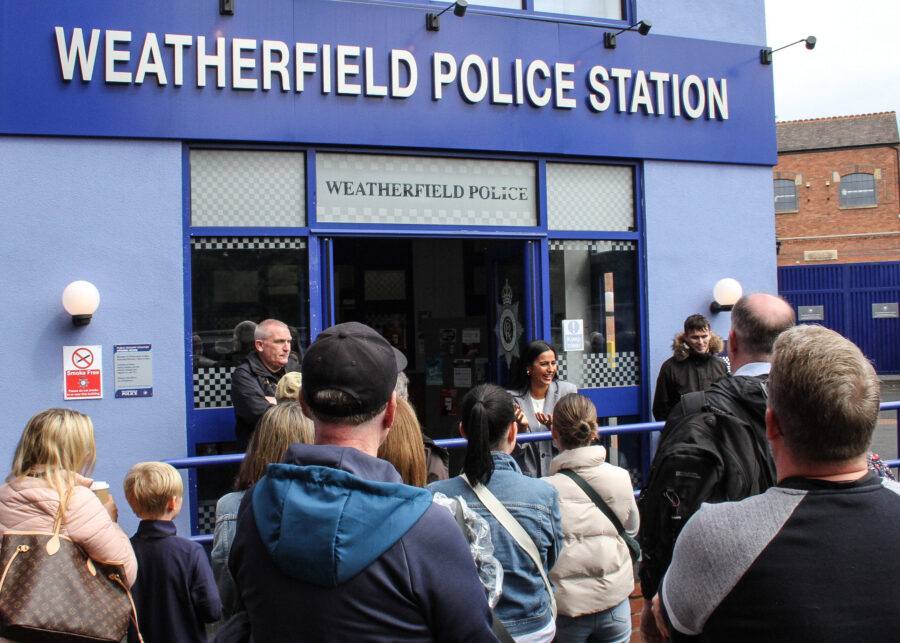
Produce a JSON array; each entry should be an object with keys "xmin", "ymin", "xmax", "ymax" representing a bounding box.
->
[
  {"xmin": 461, "ymin": 384, "xmax": 516, "ymax": 485},
  {"xmin": 552, "ymin": 394, "xmax": 598, "ymax": 450},
  {"xmin": 510, "ymin": 340, "xmax": 558, "ymax": 393}
]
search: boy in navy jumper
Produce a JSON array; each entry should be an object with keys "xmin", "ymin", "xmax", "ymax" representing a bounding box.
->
[{"xmin": 124, "ymin": 462, "xmax": 222, "ymax": 643}]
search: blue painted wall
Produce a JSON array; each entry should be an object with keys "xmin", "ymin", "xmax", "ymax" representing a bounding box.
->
[
  {"xmin": 0, "ymin": 136, "xmax": 189, "ymax": 536},
  {"xmin": 644, "ymin": 160, "xmax": 778, "ymax": 398},
  {"xmin": 640, "ymin": 0, "xmax": 773, "ymax": 406},
  {"xmin": 643, "ymin": 0, "xmax": 767, "ymax": 45}
]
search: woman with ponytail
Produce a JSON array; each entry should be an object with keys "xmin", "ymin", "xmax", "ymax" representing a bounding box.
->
[
  {"xmin": 543, "ymin": 394, "xmax": 638, "ymax": 643},
  {"xmin": 429, "ymin": 384, "xmax": 563, "ymax": 642}
]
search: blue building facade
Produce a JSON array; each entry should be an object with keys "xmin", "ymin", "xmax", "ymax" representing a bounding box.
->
[{"xmin": 0, "ymin": 1, "xmax": 777, "ymax": 535}]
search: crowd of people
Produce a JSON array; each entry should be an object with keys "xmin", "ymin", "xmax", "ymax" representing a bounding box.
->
[{"xmin": 1, "ymin": 293, "xmax": 897, "ymax": 642}]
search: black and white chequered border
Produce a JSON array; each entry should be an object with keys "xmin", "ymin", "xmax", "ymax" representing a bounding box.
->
[
  {"xmin": 194, "ymin": 366, "xmax": 233, "ymax": 409},
  {"xmin": 190, "ymin": 237, "xmax": 307, "ymax": 251},
  {"xmin": 549, "ymin": 239, "xmax": 635, "ymax": 253},
  {"xmin": 558, "ymin": 351, "xmax": 640, "ymax": 388},
  {"xmin": 197, "ymin": 502, "xmax": 217, "ymax": 535}
]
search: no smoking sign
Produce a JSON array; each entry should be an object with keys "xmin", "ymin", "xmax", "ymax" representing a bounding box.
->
[{"xmin": 63, "ymin": 345, "xmax": 102, "ymax": 400}]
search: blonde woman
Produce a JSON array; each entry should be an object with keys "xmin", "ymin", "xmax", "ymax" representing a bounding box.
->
[
  {"xmin": 377, "ymin": 397, "xmax": 427, "ymax": 487},
  {"xmin": 0, "ymin": 408, "xmax": 137, "ymax": 585},
  {"xmin": 543, "ymin": 394, "xmax": 638, "ymax": 643},
  {"xmin": 212, "ymin": 402, "xmax": 314, "ymax": 618}
]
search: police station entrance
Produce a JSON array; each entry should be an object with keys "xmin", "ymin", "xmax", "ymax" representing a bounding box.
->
[{"xmin": 330, "ymin": 236, "xmax": 536, "ymax": 446}]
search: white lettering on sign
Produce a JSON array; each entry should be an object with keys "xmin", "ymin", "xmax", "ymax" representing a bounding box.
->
[{"xmin": 52, "ymin": 26, "xmax": 730, "ymax": 120}]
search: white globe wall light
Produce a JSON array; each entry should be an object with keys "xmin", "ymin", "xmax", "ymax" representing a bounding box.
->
[
  {"xmin": 62, "ymin": 280, "xmax": 100, "ymax": 326},
  {"xmin": 710, "ymin": 278, "xmax": 742, "ymax": 313}
]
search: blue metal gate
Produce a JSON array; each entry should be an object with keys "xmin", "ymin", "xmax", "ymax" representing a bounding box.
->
[{"xmin": 778, "ymin": 262, "xmax": 899, "ymax": 373}]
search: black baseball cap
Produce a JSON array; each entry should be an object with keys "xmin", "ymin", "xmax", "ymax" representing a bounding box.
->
[{"xmin": 301, "ymin": 322, "xmax": 407, "ymax": 418}]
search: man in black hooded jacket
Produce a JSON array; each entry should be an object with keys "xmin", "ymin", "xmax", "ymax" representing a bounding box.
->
[{"xmin": 652, "ymin": 314, "xmax": 728, "ymax": 421}]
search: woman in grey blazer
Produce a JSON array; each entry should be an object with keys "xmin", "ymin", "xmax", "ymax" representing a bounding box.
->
[{"xmin": 509, "ymin": 340, "xmax": 577, "ymax": 477}]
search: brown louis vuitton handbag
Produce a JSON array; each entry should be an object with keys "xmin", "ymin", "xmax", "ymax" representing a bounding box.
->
[{"xmin": 0, "ymin": 510, "xmax": 142, "ymax": 642}]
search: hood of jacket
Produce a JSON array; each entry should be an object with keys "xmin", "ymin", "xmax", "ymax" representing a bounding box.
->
[
  {"xmin": 251, "ymin": 443, "xmax": 433, "ymax": 588},
  {"xmin": 671, "ymin": 331, "xmax": 725, "ymax": 362},
  {"xmin": 707, "ymin": 372, "xmax": 770, "ymax": 428}
]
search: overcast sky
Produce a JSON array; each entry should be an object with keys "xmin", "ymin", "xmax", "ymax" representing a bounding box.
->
[{"xmin": 764, "ymin": 0, "xmax": 900, "ymax": 122}]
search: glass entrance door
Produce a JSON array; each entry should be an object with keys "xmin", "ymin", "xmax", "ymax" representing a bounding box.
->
[{"xmin": 328, "ymin": 237, "xmax": 533, "ymax": 451}]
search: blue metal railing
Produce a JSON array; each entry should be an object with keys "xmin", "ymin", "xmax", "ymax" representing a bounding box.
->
[{"xmin": 167, "ymin": 401, "xmax": 900, "ymax": 544}]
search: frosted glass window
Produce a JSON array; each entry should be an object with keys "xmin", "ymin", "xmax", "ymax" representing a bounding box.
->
[
  {"xmin": 317, "ymin": 153, "xmax": 537, "ymax": 227},
  {"xmin": 534, "ymin": 0, "xmax": 624, "ymax": 19},
  {"xmin": 546, "ymin": 163, "xmax": 634, "ymax": 231},
  {"xmin": 191, "ymin": 150, "xmax": 306, "ymax": 227}
]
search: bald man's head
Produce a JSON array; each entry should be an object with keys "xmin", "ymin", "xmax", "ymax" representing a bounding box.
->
[{"xmin": 731, "ymin": 294, "xmax": 796, "ymax": 359}]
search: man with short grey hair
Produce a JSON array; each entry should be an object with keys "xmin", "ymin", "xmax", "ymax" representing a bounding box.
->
[
  {"xmin": 653, "ymin": 324, "xmax": 900, "ymax": 640},
  {"xmin": 230, "ymin": 318, "xmax": 300, "ymax": 449}
]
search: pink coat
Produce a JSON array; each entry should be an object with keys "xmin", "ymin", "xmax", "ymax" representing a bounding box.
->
[{"xmin": 0, "ymin": 473, "xmax": 137, "ymax": 586}]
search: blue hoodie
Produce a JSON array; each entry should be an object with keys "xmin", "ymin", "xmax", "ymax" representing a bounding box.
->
[{"xmin": 229, "ymin": 443, "xmax": 498, "ymax": 642}]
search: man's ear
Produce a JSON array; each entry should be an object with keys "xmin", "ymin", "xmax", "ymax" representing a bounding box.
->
[
  {"xmin": 254, "ymin": 339, "xmax": 265, "ymax": 353},
  {"xmin": 765, "ymin": 407, "xmax": 781, "ymax": 442},
  {"xmin": 300, "ymin": 395, "xmax": 313, "ymax": 419},
  {"xmin": 458, "ymin": 422, "xmax": 466, "ymax": 439},
  {"xmin": 383, "ymin": 392, "xmax": 397, "ymax": 429}
]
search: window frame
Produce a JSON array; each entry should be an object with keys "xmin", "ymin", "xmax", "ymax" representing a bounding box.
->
[
  {"xmin": 773, "ymin": 176, "xmax": 799, "ymax": 213},
  {"xmin": 839, "ymin": 169, "xmax": 878, "ymax": 209}
]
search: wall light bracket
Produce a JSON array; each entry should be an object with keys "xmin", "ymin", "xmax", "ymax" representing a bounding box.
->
[
  {"xmin": 761, "ymin": 35, "xmax": 816, "ymax": 64},
  {"xmin": 426, "ymin": 0, "xmax": 468, "ymax": 32},
  {"xmin": 603, "ymin": 19, "xmax": 652, "ymax": 49}
]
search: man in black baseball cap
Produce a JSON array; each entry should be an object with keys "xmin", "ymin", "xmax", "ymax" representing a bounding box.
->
[
  {"xmin": 301, "ymin": 321, "xmax": 407, "ymax": 426},
  {"xmin": 228, "ymin": 322, "xmax": 497, "ymax": 641}
]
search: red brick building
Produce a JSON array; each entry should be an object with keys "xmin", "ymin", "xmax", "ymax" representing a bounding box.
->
[{"xmin": 774, "ymin": 112, "xmax": 900, "ymax": 266}]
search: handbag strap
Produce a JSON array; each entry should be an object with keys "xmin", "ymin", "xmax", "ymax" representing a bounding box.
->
[
  {"xmin": 51, "ymin": 505, "xmax": 145, "ymax": 643},
  {"xmin": 461, "ymin": 474, "xmax": 557, "ymax": 619},
  {"xmin": 557, "ymin": 469, "xmax": 627, "ymax": 535}
]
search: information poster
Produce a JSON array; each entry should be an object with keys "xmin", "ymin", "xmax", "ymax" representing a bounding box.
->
[
  {"xmin": 563, "ymin": 319, "xmax": 584, "ymax": 352},
  {"xmin": 453, "ymin": 359, "xmax": 472, "ymax": 388},
  {"xmin": 63, "ymin": 345, "xmax": 102, "ymax": 400},
  {"xmin": 114, "ymin": 344, "xmax": 153, "ymax": 398}
]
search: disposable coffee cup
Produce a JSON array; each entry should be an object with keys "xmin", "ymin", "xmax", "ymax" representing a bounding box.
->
[{"xmin": 90, "ymin": 481, "xmax": 110, "ymax": 503}]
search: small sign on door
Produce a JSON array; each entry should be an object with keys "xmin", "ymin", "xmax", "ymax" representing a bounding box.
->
[{"xmin": 563, "ymin": 319, "xmax": 584, "ymax": 352}]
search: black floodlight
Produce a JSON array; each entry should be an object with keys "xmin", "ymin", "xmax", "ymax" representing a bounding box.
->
[
  {"xmin": 426, "ymin": 1, "xmax": 468, "ymax": 32},
  {"xmin": 761, "ymin": 35, "xmax": 816, "ymax": 65},
  {"xmin": 603, "ymin": 20, "xmax": 652, "ymax": 49}
]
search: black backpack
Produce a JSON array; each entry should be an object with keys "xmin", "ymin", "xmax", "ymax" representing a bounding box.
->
[{"xmin": 637, "ymin": 390, "xmax": 774, "ymax": 598}]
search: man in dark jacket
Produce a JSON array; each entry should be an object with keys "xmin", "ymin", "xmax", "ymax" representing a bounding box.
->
[
  {"xmin": 640, "ymin": 294, "xmax": 795, "ymax": 642},
  {"xmin": 652, "ymin": 314, "xmax": 728, "ymax": 421},
  {"xmin": 230, "ymin": 318, "xmax": 300, "ymax": 449},
  {"xmin": 229, "ymin": 322, "xmax": 497, "ymax": 642}
]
